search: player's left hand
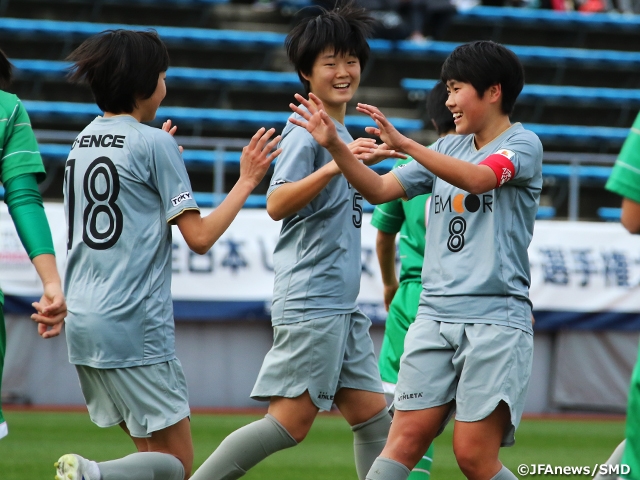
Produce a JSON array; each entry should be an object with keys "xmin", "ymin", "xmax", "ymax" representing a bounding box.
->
[
  {"xmin": 162, "ymin": 119, "xmax": 184, "ymax": 153},
  {"xmin": 356, "ymin": 103, "xmax": 408, "ymax": 153},
  {"xmin": 31, "ymin": 283, "xmax": 67, "ymax": 339},
  {"xmin": 360, "ymin": 142, "xmax": 407, "ymax": 166},
  {"xmin": 289, "ymin": 93, "xmax": 340, "ymax": 150}
]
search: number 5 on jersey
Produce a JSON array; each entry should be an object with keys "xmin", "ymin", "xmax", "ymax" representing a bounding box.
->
[{"xmin": 65, "ymin": 157, "xmax": 123, "ymax": 250}]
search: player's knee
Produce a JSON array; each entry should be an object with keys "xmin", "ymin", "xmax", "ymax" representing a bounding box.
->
[
  {"xmin": 453, "ymin": 443, "xmax": 486, "ymax": 478},
  {"xmin": 385, "ymin": 425, "xmax": 428, "ymax": 465}
]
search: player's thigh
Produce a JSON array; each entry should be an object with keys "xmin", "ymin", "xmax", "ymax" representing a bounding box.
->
[
  {"xmin": 454, "ymin": 324, "xmax": 533, "ymax": 447},
  {"xmin": 252, "ymin": 315, "xmax": 350, "ymax": 412},
  {"xmin": 268, "ymin": 391, "xmax": 319, "ymax": 442},
  {"xmin": 452, "ymin": 400, "xmax": 510, "ymax": 462},
  {"xmin": 336, "ymin": 310, "xmax": 385, "ymax": 408},
  {"xmin": 394, "ymin": 318, "xmax": 458, "ymax": 414}
]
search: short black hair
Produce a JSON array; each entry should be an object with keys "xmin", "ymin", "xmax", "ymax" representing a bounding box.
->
[
  {"xmin": 67, "ymin": 29, "xmax": 169, "ymax": 114},
  {"xmin": 286, "ymin": 0, "xmax": 374, "ymax": 94},
  {"xmin": 427, "ymin": 82, "xmax": 455, "ymax": 135},
  {"xmin": 440, "ymin": 40, "xmax": 524, "ymax": 115},
  {"xmin": 0, "ymin": 49, "xmax": 12, "ymax": 90}
]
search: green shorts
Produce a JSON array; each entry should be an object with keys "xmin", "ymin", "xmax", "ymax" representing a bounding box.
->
[
  {"xmin": 0, "ymin": 308, "xmax": 6, "ymax": 439},
  {"xmin": 76, "ymin": 358, "xmax": 190, "ymax": 438},
  {"xmin": 396, "ymin": 319, "xmax": 533, "ymax": 447},
  {"xmin": 623, "ymin": 343, "xmax": 640, "ymax": 480},
  {"xmin": 378, "ymin": 281, "xmax": 421, "ymax": 390},
  {"xmin": 251, "ymin": 310, "xmax": 384, "ymax": 411}
]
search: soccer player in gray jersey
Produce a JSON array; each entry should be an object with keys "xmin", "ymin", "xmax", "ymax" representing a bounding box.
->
[
  {"xmin": 290, "ymin": 40, "xmax": 542, "ymax": 480},
  {"xmin": 54, "ymin": 30, "xmax": 281, "ymax": 480},
  {"xmin": 190, "ymin": 3, "xmax": 404, "ymax": 480}
]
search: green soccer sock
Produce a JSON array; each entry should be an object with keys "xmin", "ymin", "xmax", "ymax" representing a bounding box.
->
[
  {"xmin": 408, "ymin": 443, "xmax": 434, "ymax": 479},
  {"xmin": 352, "ymin": 408, "xmax": 392, "ymax": 480},
  {"xmin": 190, "ymin": 414, "xmax": 297, "ymax": 480},
  {"xmin": 98, "ymin": 452, "xmax": 184, "ymax": 480}
]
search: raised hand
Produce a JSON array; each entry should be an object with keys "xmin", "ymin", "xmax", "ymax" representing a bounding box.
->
[
  {"xmin": 356, "ymin": 103, "xmax": 408, "ymax": 152},
  {"xmin": 162, "ymin": 119, "xmax": 184, "ymax": 153},
  {"xmin": 359, "ymin": 142, "xmax": 407, "ymax": 166},
  {"xmin": 289, "ymin": 93, "xmax": 340, "ymax": 150},
  {"xmin": 240, "ymin": 127, "xmax": 282, "ymax": 188}
]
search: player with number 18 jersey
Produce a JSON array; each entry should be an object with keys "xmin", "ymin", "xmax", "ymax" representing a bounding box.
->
[{"xmin": 64, "ymin": 115, "xmax": 198, "ymax": 368}]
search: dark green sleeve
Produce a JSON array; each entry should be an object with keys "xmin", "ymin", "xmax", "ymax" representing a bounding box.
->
[{"xmin": 3, "ymin": 173, "xmax": 55, "ymax": 259}]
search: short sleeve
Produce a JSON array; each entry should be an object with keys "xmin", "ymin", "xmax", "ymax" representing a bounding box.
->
[
  {"xmin": 493, "ymin": 131, "xmax": 543, "ymax": 187},
  {"xmin": 0, "ymin": 100, "xmax": 46, "ymax": 184},
  {"xmin": 392, "ymin": 160, "xmax": 436, "ymax": 200},
  {"xmin": 149, "ymin": 130, "xmax": 199, "ymax": 223},
  {"xmin": 371, "ymin": 198, "xmax": 404, "ymax": 234},
  {"xmin": 267, "ymin": 123, "xmax": 317, "ymax": 198},
  {"xmin": 606, "ymin": 113, "xmax": 640, "ymax": 203}
]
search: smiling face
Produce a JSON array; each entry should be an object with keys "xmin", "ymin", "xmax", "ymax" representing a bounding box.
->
[
  {"xmin": 136, "ymin": 72, "xmax": 167, "ymax": 122},
  {"xmin": 445, "ymin": 79, "xmax": 495, "ymax": 136},
  {"xmin": 302, "ymin": 48, "xmax": 361, "ymax": 112}
]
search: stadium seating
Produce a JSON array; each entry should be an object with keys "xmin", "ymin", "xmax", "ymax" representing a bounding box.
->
[
  {"xmin": 597, "ymin": 207, "xmax": 622, "ymax": 221},
  {"xmin": 456, "ymin": 6, "xmax": 640, "ymax": 32},
  {"xmin": 401, "ymin": 79, "xmax": 640, "ymax": 108},
  {"xmin": 22, "ymin": 101, "xmax": 423, "ymax": 133},
  {"xmin": 2, "ymin": 18, "xmax": 640, "ymax": 69}
]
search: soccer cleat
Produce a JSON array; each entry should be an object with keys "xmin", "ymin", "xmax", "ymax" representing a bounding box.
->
[{"xmin": 54, "ymin": 453, "xmax": 100, "ymax": 480}]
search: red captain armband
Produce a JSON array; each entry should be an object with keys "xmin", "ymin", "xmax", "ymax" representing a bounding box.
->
[{"xmin": 479, "ymin": 151, "xmax": 516, "ymax": 188}]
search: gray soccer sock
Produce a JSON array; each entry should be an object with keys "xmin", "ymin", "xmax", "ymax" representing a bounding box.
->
[
  {"xmin": 352, "ymin": 407, "xmax": 392, "ymax": 480},
  {"xmin": 490, "ymin": 465, "xmax": 518, "ymax": 480},
  {"xmin": 190, "ymin": 414, "xmax": 297, "ymax": 480},
  {"xmin": 594, "ymin": 440, "xmax": 626, "ymax": 480},
  {"xmin": 366, "ymin": 457, "xmax": 411, "ymax": 480},
  {"xmin": 98, "ymin": 452, "xmax": 184, "ymax": 480}
]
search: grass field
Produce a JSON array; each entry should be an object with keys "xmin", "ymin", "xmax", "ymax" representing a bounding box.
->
[{"xmin": 0, "ymin": 409, "xmax": 625, "ymax": 480}]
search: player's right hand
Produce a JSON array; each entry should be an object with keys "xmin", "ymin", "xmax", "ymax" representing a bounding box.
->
[
  {"xmin": 239, "ymin": 127, "xmax": 282, "ymax": 188},
  {"xmin": 32, "ymin": 282, "xmax": 67, "ymax": 339},
  {"xmin": 289, "ymin": 93, "xmax": 340, "ymax": 150}
]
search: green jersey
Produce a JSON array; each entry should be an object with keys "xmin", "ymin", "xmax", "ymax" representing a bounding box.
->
[
  {"xmin": 606, "ymin": 112, "xmax": 640, "ymax": 202},
  {"xmin": 0, "ymin": 92, "xmax": 47, "ymax": 305},
  {"xmin": 371, "ymin": 157, "xmax": 429, "ymax": 283}
]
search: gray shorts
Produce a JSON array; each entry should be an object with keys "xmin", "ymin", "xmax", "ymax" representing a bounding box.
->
[
  {"xmin": 251, "ymin": 310, "xmax": 384, "ymax": 411},
  {"xmin": 76, "ymin": 358, "xmax": 190, "ymax": 438},
  {"xmin": 395, "ymin": 319, "xmax": 533, "ymax": 446}
]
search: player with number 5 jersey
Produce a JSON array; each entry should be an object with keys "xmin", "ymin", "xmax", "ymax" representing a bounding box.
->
[{"xmin": 57, "ymin": 29, "xmax": 281, "ymax": 480}]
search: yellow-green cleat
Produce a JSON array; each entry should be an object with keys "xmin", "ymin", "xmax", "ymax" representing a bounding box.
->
[{"xmin": 54, "ymin": 453, "xmax": 100, "ymax": 480}]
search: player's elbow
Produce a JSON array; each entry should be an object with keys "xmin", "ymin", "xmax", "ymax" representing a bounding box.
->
[
  {"xmin": 184, "ymin": 234, "xmax": 211, "ymax": 255},
  {"xmin": 266, "ymin": 201, "xmax": 285, "ymax": 221}
]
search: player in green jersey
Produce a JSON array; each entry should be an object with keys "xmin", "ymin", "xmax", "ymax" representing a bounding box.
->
[
  {"xmin": 594, "ymin": 112, "xmax": 640, "ymax": 480},
  {"xmin": 0, "ymin": 49, "xmax": 67, "ymax": 440},
  {"xmin": 371, "ymin": 82, "xmax": 455, "ymax": 480}
]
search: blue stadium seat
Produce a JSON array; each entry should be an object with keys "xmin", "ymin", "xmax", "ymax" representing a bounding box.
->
[
  {"xmin": 597, "ymin": 207, "xmax": 622, "ymax": 221},
  {"xmin": 2, "ymin": 18, "xmax": 640, "ymax": 69},
  {"xmin": 456, "ymin": 6, "xmax": 640, "ymax": 32},
  {"xmin": 541, "ymin": 164, "xmax": 613, "ymax": 180},
  {"xmin": 22, "ymin": 101, "xmax": 424, "ymax": 133},
  {"xmin": 11, "ymin": 59, "xmax": 303, "ymax": 89},
  {"xmin": 536, "ymin": 206, "xmax": 557, "ymax": 219},
  {"xmin": 401, "ymin": 78, "xmax": 640, "ymax": 108}
]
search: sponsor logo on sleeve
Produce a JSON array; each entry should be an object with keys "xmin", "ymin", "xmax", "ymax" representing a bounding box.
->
[
  {"xmin": 270, "ymin": 179, "xmax": 287, "ymax": 186},
  {"xmin": 171, "ymin": 191, "xmax": 192, "ymax": 207},
  {"xmin": 495, "ymin": 149, "xmax": 515, "ymax": 160}
]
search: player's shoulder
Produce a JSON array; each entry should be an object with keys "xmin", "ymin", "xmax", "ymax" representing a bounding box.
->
[
  {"xmin": 0, "ymin": 91, "xmax": 20, "ymax": 120},
  {"xmin": 503, "ymin": 123, "xmax": 543, "ymax": 153}
]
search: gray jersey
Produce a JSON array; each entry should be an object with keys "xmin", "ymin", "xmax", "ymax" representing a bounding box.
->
[
  {"xmin": 393, "ymin": 123, "xmax": 542, "ymax": 334},
  {"xmin": 267, "ymin": 113, "xmax": 362, "ymax": 324},
  {"xmin": 63, "ymin": 116, "xmax": 199, "ymax": 368}
]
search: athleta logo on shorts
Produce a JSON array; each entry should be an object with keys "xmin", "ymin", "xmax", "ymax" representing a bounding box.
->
[
  {"xmin": 318, "ymin": 391, "xmax": 335, "ymax": 401},
  {"xmin": 171, "ymin": 192, "xmax": 192, "ymax": 206},
  {"xmin": 397, "ymin": 392, "xmax": 424, "ymax": 401}
]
